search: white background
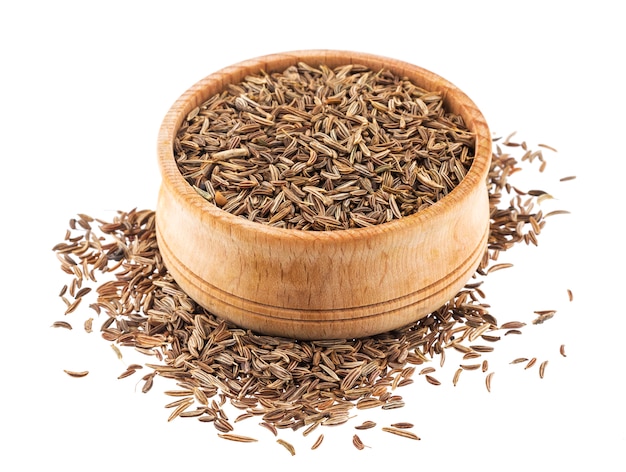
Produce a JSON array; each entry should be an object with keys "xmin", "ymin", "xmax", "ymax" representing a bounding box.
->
[{"xmin": 1, "ymin": 1, "xmax": 624, "ymax": 470}]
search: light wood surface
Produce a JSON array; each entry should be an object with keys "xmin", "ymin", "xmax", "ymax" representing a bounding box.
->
[{"xmin": 156, "ymin": 50, "xmax": 492, "ymax": 340}]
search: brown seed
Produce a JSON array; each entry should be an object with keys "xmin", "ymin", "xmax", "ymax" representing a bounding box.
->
[
  {"xmin": 425, "ymin": 375, "xmax": 441, "ymax": 386},
  {"xmin": 49, "ymin": 133, "xmax": 569, "ymax": 444},
  {"xmin": 487, "ymin": 263, "xmax": 514, "ymax": 274},
  {"xmin": 500, "ymin": 321, "xmax": 526, "ymax": 330},
  {"xmin": 74, "ymin": 287, "xmax": 92, "ymax": 299},
  {"xmin": 214, "ymin": 417, "xmax": 234, "ymax": 432},
  {"xmin": 567, "ymin": 289, "xmax": 574, "ymax": 301},
  {"xmin": 84, "ymin": 318, "xmax": 93, "ymax": 333},
  {"xmin": 525, "ymin": 357, "xmax": 537, "ymax": 370},
  {"xmin": 539, "ymin": 360, "xmax": 548, "ymax": 379},
  {"xmin": 510, "ymin": 357, "xmax": 529, "ymax": 365},
  {"xmin": 381, "ymin": 427, "xmax": 420, "ymax": 440},
  {"xmin": 453, "ymin": 368, "xmax": 462, "ymax": 386},
  {"xmin": 167, "ymin": 398, "xmax": 194, "ymax": 422},
  {"xmin": 559, "ymin": 175, "xmax": 576, "ymax": 182},
  {"xmin": 64, "ymin": 297, "xmax": 82, "ymax": 315},
  {"xmin": 110, "ymin": 344, "xmax": 123, "ymax": 360},
  {"xmin": 485, "ymin": 372, "xmax": 494, "ymax": 392},
  {"xmin": 311, "ymin": 434, "xmax": 324, "ymax": 450},
  {"xmin": 260, "ymin": 421, "xmax": 278, "ymax": 437},
  {"xmin": 356, "ymin": 398, "xmax": 384, "ymax": 409},
  {"xmin": 234, "ymin": 413, "xmax": 253, "ymax": 423},
  {"xmin": 276, "ymin": 439, "xmax": 296, "ymax": 456},
  {"xmin": 560, "ymin": 344, "xmax": 567, "ymax": 357},
  {"xmin": 544, "ymin": 209, "xmax": 571, "ymax": 218},
  {"xmin": 141, "ymin": 374, "xmax": 154, "ymax": 393},
  {"xmin": 64, "ymin": 370, "xmax": 89, "ymax": 378},
  {"xmin": 214, "ymin": 191, "xmax": 228, "ymax": 207},
  {"xmin": 217, "ymin": 433, "xmax": 258, "ymax": 443},
  {"xmin": 353, "ymin": 434, "xmax": 366, "ymax": 450},
  {"xmin": 51, "ymin": 321, "xmax": 72, "ymax": 330},
  {"xmin": 117, "ymin": 368, "xmax": 136, "ymax": 379},
  {"xmin": 390, "ymin": 422, "xmax": 414, "ymax": 429},
  {"xmin": 533, "ymin": 310, "xmax": 556, "ymax": 324},
  {"xmin": 355, "ymin": 420, "xmax": 376, "ymax": 430},
  {"xmin": 538, "ymin": 143, "xmax": 558, "ymax": 152}
]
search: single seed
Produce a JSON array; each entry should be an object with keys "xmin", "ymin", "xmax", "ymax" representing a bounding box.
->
[
  {"xmin": 117, "ymin": 368, "xmax": 136, "ymax": 379},
  {"xmin": 311, "ymin": 434, "xmax": 324, "ymax": 450},
  {"xmin": 560, "ymin": 344, "xmax": 567, "ymax": 357},
  {"xmin": 353, "ymin": 434, "xmax": 366, "ymax": 450},
  {"xmin": 425, "ymin": 375, "xmax": 441, "ymax": 386},
  {"xmin": 276, "ymin": 439, "xmax": 296, "ymax": 456},
  {"xmin": 559, "ymin": 175, "xmax": 576, "ymax": 182},
  {"xmin": 453, "ymin": 368, "xmax": 462, "ymax": 386},
  {"xmin": 260, "ymin": 421, "xmax": 278, "ymax": 437},
  {"xmin": 217, "ymin": 433, "xmax": 258, "ymax": 443},
  {"xmin": 64, "ymin": 370, "xmax": 89, "ymax": 378},
  {"xmin": 111, "ymin": 344, "xmax": 123, "ymax": 360},
  {"xmin": 51, "ymin": 321, "xmax": 72, "ymax": 330},
  {"xmin": 539, "ymin": 360, "xmax": 548, "ymax": 379},
  {"xmin": 500, "ymin": 321, "xmax": 526, "ymax": 330},
  {"xmin": 390, "ymin": 422, "xmax": 414, "ymax": 429},
  {"xmin": 355, "ymin": 420, "xmax": 376, "ymax": 430},
  {"xmin": 525, "ymin": 358, "xmax": 537, "ymax": 370},
  {"xmin": 485, "ymin": 372, "xmax": 494, "ymax": 392},
  {"xmin": 510, "ymin": 358, "xmax": 529, "ymax": 365},
  {"xmin": 381, "ymin": 427, "xmax": 420, "ymax": 440}
]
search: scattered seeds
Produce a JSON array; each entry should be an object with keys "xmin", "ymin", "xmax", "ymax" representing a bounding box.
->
[{"xmin": 51, "ymin": 132, "xmax": 570, "ymax": 448}]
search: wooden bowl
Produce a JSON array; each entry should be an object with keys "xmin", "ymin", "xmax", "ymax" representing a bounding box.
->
[{"xmin": 156, "ymin": 50, "xmax": 491, "ymax": 340}]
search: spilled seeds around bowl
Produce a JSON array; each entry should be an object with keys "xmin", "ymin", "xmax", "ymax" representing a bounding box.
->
[{"xmin": 51, "ymin": 134, "xmax": 573, "ymax": 453}]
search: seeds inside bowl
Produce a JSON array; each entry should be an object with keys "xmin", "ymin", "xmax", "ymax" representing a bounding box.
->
[{"xmin": 174, "ymin": 62, "xmax": 475, "ymax": 230}]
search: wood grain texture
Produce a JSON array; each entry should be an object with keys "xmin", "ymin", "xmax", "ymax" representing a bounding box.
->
[{"xmin": 156, "ymin": 50, "xmax": 491, "ymax": 340}]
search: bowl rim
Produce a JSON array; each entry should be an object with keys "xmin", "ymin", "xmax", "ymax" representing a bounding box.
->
[{"xmin": 157, "ymin": 49, "xmax": 492, "ymax": 242}]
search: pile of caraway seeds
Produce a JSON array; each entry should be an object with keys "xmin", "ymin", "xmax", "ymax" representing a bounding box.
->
[{"xmin": 51, "ymin": 63, "xmax": 573, "ymax": 454}]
